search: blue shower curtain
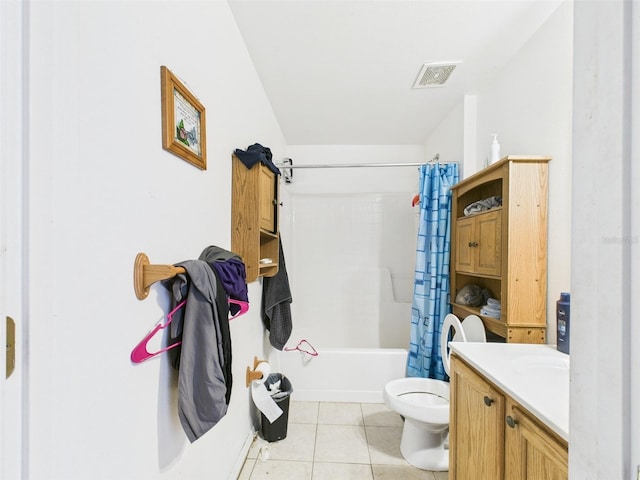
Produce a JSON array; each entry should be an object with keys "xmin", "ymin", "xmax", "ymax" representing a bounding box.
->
[{"xmin": 406, "ymin": 162, "xmax": 459, "ymax": 380}]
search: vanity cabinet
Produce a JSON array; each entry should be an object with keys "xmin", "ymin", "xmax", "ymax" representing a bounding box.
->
[
  {"xmin": 449, "ymin": 354, "xmax": 568, "ymax": 480},
  {"xmin": 450, "ymin": 156, "xmax": 551, "ymax": 343},
  {"xmin": 231, "ymin": 155, "xmax": 279, "ymax": 283},
  {"xmin": 449, "ymin": 354, "xmax": 505, "ymax": 479},
  {"xmin": 505, "ymin": 400, "xmax": 568, "ymax": 480}
]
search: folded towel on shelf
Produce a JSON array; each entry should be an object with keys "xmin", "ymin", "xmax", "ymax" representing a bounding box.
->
[
  {"xmin": 480, "ymin": 298, "xmax": 501, "ymax": 319},
  {"xmin": 486, "ymin": 298, "xmax": 501, "ymax": 309},
  {"xmin": 480, "ymin": 307, "xmax": 501, "ymax": 319},
  {"xmin": 463, "ymin": 196, "xmax": 502, "ymax": 216}
]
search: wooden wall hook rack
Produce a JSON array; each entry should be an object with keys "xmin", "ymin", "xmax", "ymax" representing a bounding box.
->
[
  {"xmin": 133, "ymin": 252, "xmax": 186, "ymax": 300},
  {"xmin": 245, "ymin": 356, "xmax": 267, "ymax": 387}
]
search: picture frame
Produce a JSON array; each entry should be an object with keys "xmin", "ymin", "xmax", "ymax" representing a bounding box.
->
[{"xmin": 160, "ymin": 66, "xmax": 207, "ymax": 170}]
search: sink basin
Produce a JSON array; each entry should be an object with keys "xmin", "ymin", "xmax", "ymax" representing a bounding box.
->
[
  {"xmin": 510, "ymin": 354, "xmax": 570, "ymax": 406},
  {"xmin": 512, "ymin": 355, "xmax": 570, "ymax": 374}
]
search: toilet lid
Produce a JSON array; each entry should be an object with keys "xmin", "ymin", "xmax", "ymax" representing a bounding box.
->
[
  {"xmin": 440, "ymin": 313, "xmax": 466, "ymax": 376},
  {"xmin": 462, "ymin": 314, "xmax": 487, "ymax": 343}
]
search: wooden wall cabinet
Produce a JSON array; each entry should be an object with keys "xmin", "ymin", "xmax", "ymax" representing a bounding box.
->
[
  {"xmin": 231, "ymin": 155, "xmax": 279, "ymax": 283},
  {"xmin": 450, "ymin": 156, "xmax": 551, "ymax": 343},
  {"xmin": 449, "ymin": 354, "xmax": 568, "ymax": 480},
  {"xmin": 455, "ymin": 209, "xmax": 502, "ymax": 276}
]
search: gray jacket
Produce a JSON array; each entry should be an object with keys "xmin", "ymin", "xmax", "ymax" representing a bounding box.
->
[{"xmin": 163, "ymin": 260, "xmax": 227, "ymax": 443}]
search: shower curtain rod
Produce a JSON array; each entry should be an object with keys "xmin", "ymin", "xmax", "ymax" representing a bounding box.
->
[
  {"xmin": 276, "ymin": 154, "xmax": 456, "ymax": 183},
  {"xmin": 277, "ymin": 162, "xmax": 425, "ymax": 169},
  {"xmin": 276, "ymin": 154, "xmax": 454, "ymax": 170}
]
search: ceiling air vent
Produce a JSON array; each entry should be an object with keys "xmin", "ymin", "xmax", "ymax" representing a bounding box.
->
[{"xmin": 413, "ymin": 62, "xmax": 460, "ymax": 88}]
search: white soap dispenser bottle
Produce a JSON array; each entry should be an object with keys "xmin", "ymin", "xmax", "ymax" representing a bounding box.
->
[{"xmin": 490, "ymin": 134, "xmax": 501, "ymax": 164}]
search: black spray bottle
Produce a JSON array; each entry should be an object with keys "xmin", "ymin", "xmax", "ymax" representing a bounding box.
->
[{"xmin": 556, "ymin": 292, "xmax": 570, "ymax": 354}]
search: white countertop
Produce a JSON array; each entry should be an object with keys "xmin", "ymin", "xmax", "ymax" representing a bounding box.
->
[{"xmin": 449, "ymin": 342, "xmax": 569, "ymax": 442}]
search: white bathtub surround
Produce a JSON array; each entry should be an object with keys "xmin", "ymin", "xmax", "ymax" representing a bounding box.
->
[
  {"xmin": 449, "ymin": 342, "xmax": 569, "ymax": 440},
  {"xmin": 280, "ymin": 145, "xmax": 422, "ymax": 352},
  {"xmin": 271, "ymin": 348, "xmax": 408, "ymax": 403}
]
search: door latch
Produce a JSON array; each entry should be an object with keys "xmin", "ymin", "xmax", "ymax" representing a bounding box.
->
[{"xmin": 6, "ymin": 316, "xmax": 15, "ymax": 379}]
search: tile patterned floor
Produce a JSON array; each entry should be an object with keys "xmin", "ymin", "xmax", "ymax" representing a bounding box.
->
[{"xmin": 238, "ymin": 401, "xmax": 449, "ymax": 480}]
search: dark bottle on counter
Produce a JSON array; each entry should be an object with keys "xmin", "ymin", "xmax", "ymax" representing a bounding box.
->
[{"xmin": 556, "ymin": 292, "xmax": 570, "ymax": 354}]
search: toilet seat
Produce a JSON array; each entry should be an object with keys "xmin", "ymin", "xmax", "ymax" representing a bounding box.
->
[
  {"xmin": 384, "ymin": 378, "xmax": 450, "ymax": 425},
  {"xmin": 440, "ymin": 313, "xmax": 466, "ymax": 376},
  {"xmin": 397, "ymin": 391, "xmax": 448, "ymax": 407}
]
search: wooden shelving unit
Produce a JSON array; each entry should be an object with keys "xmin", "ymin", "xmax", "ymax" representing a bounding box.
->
[{"xmin": 450, "ymin": 156, "xmax": 551, "ymax": 343}]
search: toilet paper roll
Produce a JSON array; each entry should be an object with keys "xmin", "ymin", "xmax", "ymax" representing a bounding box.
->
[
  {"xmin": 252, "ymin": 361, "xmax": 270, "ymax": 384},
  {"xmin": 250, "ymin": 362, "xmax": 283, "ymax": 423}
]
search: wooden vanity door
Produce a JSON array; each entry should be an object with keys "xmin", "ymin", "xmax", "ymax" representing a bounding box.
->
[
  {"xmin": 505, "ymin": 401, "xmax": 568, "ymax": 480},
  {"xmin": 450, "ymin": 355, "xmax": 505, "ymax": 480}
]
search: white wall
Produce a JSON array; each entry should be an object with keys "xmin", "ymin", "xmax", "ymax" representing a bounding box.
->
[
  {"xmin": 25, "ymin": 1, "xmax": 285, "ymax": 479},
  {"xmin": 280, "ymin": 145, "xmax": 423, "ymax": 349},
  {"xmin": 632, "ymin": 0, "xmax": 640, "ymax": 473},
  {"xmin": 425, "ymin": 1, "xmax": 573, "ymax": 344},
  {"xmin": 571, "ymin": 2, "xmax": 634, "ymax": 478},
  {"xmin": 420, "ymin": 100, "xmax": 464, "ymax": 166}
]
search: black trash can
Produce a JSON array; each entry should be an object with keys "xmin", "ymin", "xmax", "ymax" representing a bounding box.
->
[{"xmin": 260, "ymin": 373, "xmax": 293, "ymax": 442}]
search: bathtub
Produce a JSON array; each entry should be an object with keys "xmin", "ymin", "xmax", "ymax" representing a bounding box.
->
[{"xmin": 271, "ymin": 348, "xmax": 408, "ymax": 403}]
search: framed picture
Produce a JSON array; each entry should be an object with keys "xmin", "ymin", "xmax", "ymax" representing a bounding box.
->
[{"xmin": 160, "ymin": 66, "xmax": 207, "ymax": 170}]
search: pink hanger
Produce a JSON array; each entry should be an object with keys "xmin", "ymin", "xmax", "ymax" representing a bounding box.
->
[
  {"xmin": 229, "ymin": 299, "xmax": 249, "ymax": 319},
  {"xmin": 131, "ymin": 298, "xmax": 250, "ymax": 364},
  {"xmin": 131, "ymin": 300, "xmax": 187, "ymax": 363},
  {"xmin": 284, "ymin": 339, "xmax": 318, "ymax": 357}
]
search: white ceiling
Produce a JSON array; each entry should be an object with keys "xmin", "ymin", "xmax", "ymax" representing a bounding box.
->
[{"xmin": 229, "ymin": 0, "xmax": 564, "ymax": 145}]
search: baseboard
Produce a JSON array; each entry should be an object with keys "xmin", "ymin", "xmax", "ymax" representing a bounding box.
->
[{"xmin": 228, "ymin": 429, "xmax": 257, "ymax": 480}]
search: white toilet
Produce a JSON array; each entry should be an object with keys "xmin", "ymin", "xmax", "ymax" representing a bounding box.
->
[{"xmin": 384, "ymin": 313, "xmax": 486, "ymax": 471}]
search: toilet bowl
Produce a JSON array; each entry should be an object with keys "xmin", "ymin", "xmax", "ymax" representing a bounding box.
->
[{"xmin": 383, "ymin": 313, "xmax": 486, "ymax": 471}]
